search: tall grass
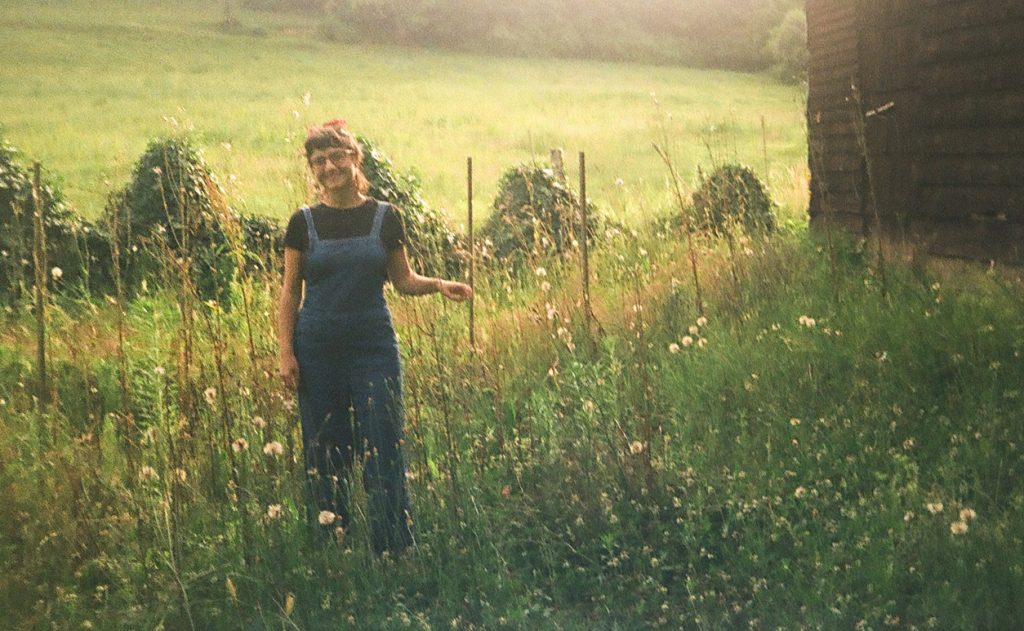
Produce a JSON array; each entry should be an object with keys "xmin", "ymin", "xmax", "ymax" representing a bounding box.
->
[{"xmin": 2, "ymin": 195, "xmax": 1023, "ymax": 628}]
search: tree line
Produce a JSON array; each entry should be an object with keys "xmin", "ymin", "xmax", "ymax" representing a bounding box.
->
[{"xmin": 241, "ymin": 0, "xmax": 807, "ymax": 80}]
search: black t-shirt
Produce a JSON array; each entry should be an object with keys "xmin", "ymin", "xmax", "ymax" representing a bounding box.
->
[{"xmin": 283, "ymin": 199, "xmax": 406, "ymax": 252}]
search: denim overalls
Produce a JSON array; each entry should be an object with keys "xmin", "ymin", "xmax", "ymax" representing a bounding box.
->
[{"xmin": 294, "ymin": 202, "xmax": 413, "ymax": 554}]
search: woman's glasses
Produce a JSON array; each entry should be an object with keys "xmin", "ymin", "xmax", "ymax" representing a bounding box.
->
[{"xmin": 310, "ymin": 148, "xmax": 356, "ymax": 169}]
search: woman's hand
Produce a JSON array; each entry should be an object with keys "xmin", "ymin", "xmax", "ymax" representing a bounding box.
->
[
  {"xmin": 438, "ymin": 279, "xmax": 473, "ymax": 302},
  {"xmin": 279, "ymin": 352, "xmax": 300, "ymax": 390}
]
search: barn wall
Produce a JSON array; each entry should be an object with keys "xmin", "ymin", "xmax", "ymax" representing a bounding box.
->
[
  {"xmin": 806, "ymin": 0, "xmax": 1024, "ymax": 263},
  {"xmin": 909, "ymin": 0, "xmax": 1024, "ymax": 261},
  {"xmin": 806, "ymin": 0, "xmax": 862, "ymax": 230}
]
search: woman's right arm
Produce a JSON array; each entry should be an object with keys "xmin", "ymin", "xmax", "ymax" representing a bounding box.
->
[{"xmin": 277, "ymin": 246, "xmax": 303, "ymax": 390}]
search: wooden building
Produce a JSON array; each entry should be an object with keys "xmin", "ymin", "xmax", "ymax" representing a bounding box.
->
[{"xmin": 806, "ymin": 0, "xmax": 1024, "ymax": 262}]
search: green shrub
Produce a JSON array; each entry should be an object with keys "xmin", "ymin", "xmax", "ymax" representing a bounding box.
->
[
  {"xmin": 0, "ymin": 138, "xmax": 113, "ymax": 303},
  {"xmin": 690, "ymin": 163, "xmax": 775, "ymax": 235},
  {"xmin": 480, "ymin": 163, "xmax": 602, "ymax": 264},
  {"xmin": 359, "ymin": 135, "xmax": 463, "ymax": 277},
  {"xmin": 107, "ymin": 136, "xmax": 281, "ymax": 298}
]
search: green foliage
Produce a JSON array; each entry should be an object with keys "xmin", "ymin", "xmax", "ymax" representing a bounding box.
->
[
  {"xmin": 480, "ymin": 163, "xmax": 602, "ymax": 265},
  {"xmin": 0, "ymin": 137, "xmax": 113, "ymax": 303},
  {"xmin": 767, "ymin": 8, "xmax": 809, "ymax": 84},
  {"xmin": 107, "ymin": 136, "xmax": 236, "ymax": 300},
  {"xmin": 359, "ymin": 135, "xmax": 463, "ymax": 277},
  {"xmin": 108, "ymin": 136, "xmax": 282, "ymax": 299},
  {"xmin": 690, "ymin": 163, "xmax": 776, "ymax": 235}
]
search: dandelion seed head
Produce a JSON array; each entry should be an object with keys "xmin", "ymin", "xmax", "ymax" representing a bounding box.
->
[
  {"xmin": 960, "ymin": 508, "xmax": 976, "ymax": 521},
  {"xmin": 318, "ymin": 510, "xmax": 337, "ymax": 525},
  {"xmin": 950, "ymin": 520, "xmax": 968, "ymax": 535},
  {"xmin": 688, "ymin": 325, "xmax": 699, "ymax": 335},
  {"xmin": 263, "ymin": 441, "xmax": 284, "ymax": 457},
  {"xmin": 681, "ymin": 335, "xmax": 693, "ymax": 347},
  {"xmin": 926, "ymin": 502, "xmax": 944, "ymax": 514},
  {"xmin": 231, "ymin": 437, "xmax": 249, "ymax": 453},
  {"xmin": 534, "ymin": 267, "xmax": 546, "ymax": 277},
  {"xmin": 267, "ymin": 504, "xmax": 283, "ymax": 520},
  {"xmin": 668, "ymin": 343, "xmax": 680, "ymax": 354},
  {"xmin": 794, "ymin": 486, "xmax": 806, "ymax": 499},
  {"xmin": 629, "ymin": 440, "xmax": 645, "ymax": 455},
  {"xmin": 696, "ymin": 316, "xmax": 708, "ymax": 327},
  {"xmin": 203, "ymin": 387, "xmax": 217, "ymax": 405},
  {"xmin": 50, "ymin": 266, "xmax": 63, "ymax": 280}
]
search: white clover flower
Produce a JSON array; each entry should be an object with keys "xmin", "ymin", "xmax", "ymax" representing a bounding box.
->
[
  {"xmin": 263, "ymin": 441, "xmax": 284, "ymax": 457},
  {"xmin": 318, "ymin": 510, "xmax": 337, "ymax": 525}
]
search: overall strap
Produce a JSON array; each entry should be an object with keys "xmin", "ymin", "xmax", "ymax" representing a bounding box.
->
[
  {"xmin": 371, "ymin": 201, "xmax": 388, "ymax": 239},
  {"xmin": 301, "ymin": 206, "xmax": 318, "ymax": 249}
]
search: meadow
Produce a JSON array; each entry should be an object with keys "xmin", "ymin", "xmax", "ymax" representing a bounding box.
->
[
  {"xmin": 3, "ymin": 2, "xmax": 1024, "ymax": 630},
  {"xmin": 0, "ymin": 0, "xmax": 807, "ymax": 222}
]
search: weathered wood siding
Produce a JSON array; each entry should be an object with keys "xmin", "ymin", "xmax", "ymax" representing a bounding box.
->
[
  {"xmin": 806, "ymin": 0, "xmax": 1024, "ymax": 262},
  {"xmin": 806, "ymin": 0, "xmax": 862, "ymax": 230}
]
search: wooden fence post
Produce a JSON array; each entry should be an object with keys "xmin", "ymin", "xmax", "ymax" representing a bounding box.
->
[
  {"xmin": 467, "ymin": 156, "xmax": 475, "ymax": 349},
  {"xmin": 31, "ymin": 162, "xmax": 48, "ymax": 407},
  {"xmin": 579, "ymin": 151, "xmax": 592, "ymax": 332}
]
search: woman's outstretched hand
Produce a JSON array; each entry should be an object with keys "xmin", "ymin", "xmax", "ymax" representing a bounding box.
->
[
  {"xmin": 438, "ymin": 280, "xmax": 473, "ymax": 302},
  {"xmin": 279, "ymin": 352, "xmax": 300, "ymax": 390}
]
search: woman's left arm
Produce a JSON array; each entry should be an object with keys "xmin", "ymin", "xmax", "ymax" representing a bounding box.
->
[{"xmin": 387, "ymin": 246, "xmax": 472, "ymax": 301}]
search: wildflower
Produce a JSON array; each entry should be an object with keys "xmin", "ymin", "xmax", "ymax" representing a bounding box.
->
[
  {"xmin": 926, "ymin": 502, "xmax": 944, "ymax": 514},
  {"xmin": 696, "ymin": 316, "xmax": 708, "ymax": 327},
  {"xmin": 154, "ymin": 366, "xmax": 166, "ymax": 376},
  {"xmin": 318, "ymin": 510, "xmax": 337, "ymax": 525},
  {"xmin": 629, "ymin": 440, "xmax": 645, "ymax": 455},
  {"xmin": 138, "ymin": 465, "xmax": 159, "ymax": 481},
  {"xmin": 949, "ymin": 520, "xmax": 969, "ymax": 535},
  {"xmin": 501, "ymin": 485, "xmax": 511, "ymax": 498},
  {"xmin": 263, "ymin": 441, "xmax": 284, "ymax": 457},
  {"xmin": 204, "ymin": 387, "xmax": 217, "ymax": 405},
  {"xmin": 267, "ymin": 504, "xmax": 283, "ymax": 520},
  {"xmin": 534, "ymin": 266, "xmax": 547, "ymax": 277},
  {"xmin": 174, "ymin": 468, "xmax": 187, "ymax": 482},
  {"xmin": 790, "ymin": 417, "xmax": 801, "ymax": 426},
  {"xmin": 50, "ymin": 266, "xmax": 63, "ymax": 280},
  {"xmin": 697, "ymin": 338, "xmax": 707, "ymax": 349},
  {"xmin": 904, "ymin": 511, "xmax": 914, "ymax": 522},
  {"xmin": 252, "ymin": 415, "xmax": 268, "ymax": 429},
  {"xmin": 688, "ymin": 325, "xmax": 699, "ymax": 335},
  {"xmin": 959, "ymin": 508, "xmax": 977, "ymax": 521},
  {"xmin": 681, "ymin": 335, "xmax": 693, "ymax": 347},
  {"xmin": 794, "ymin": 486, "xmax": 806, "ymax": 499},
  {"xmin": 798, "ymin": 315, "xmax": 816, "ymax": 328},
  {"xmin": 302, "ymin": 92, "xmax": 312, "ymax": 106},
  {"xmin": 231, "ymin": 438, "xmax": 249, "ymax": 453},
  {"xmin": 668, "ymin": 343, "xmax": 680, "ymax": 354},
  {"xmin": 540, "ymin": 281, "xmax": 551, "ymax": 292}
]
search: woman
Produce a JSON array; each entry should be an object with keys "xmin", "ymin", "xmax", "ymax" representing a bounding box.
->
[{"xmin": 277, "ymin": 121, "xmax": 471, "ymax": 554}]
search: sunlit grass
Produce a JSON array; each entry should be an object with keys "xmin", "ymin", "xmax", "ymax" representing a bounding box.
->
[{"xmin": 0, "ymin": 0, "xmax": 806, "ymax": 222}]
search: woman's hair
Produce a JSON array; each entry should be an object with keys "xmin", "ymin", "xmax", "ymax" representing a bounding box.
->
[{"xmin": 304, "ymin": 123, "xmax": 371, "ymax": 195}]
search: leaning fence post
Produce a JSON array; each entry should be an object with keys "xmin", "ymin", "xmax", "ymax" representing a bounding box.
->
[
  {"xmin": 467, "ymin": 157, "xmax": 475, "ymax": 350},
  {"xmin": 579, "ymin": 151, "xmax": 592, "ymax": 334},
  {"xmin": 31, "ymin": 161, "xmax": 48, "ymax": 407}
]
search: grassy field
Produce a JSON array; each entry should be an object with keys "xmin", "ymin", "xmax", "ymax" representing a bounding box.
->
[{"xmin": 0, "ymin": 0, "xmax": 807, "ymax": 223}]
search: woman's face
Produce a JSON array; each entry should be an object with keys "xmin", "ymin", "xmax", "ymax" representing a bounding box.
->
[{"xmin": 308, "ymin": 145, "xmax": 358, "ymax": 191}]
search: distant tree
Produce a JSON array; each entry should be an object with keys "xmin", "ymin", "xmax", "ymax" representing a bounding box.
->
[{"xmin": 767, "ymin": 8, "xmax": 808, "ymax": 84}]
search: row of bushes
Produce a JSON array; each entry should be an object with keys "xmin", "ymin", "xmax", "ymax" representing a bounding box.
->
[{"xmin": 0, "ymin": 133, "xmax": 776, "ymax": 305}]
